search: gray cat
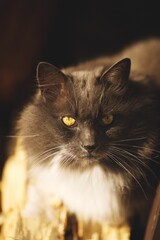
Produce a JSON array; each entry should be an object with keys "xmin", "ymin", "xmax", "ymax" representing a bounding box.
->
[{"xmin": 16, "ymin": 38, "xmax": 160, "ymax": 239}]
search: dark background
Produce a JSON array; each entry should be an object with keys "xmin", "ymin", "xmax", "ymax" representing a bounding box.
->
[{"xmin": 0, "ymin": 0, "xmax": 160, "ymax": 174}]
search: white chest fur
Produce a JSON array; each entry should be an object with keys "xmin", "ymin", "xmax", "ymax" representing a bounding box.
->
[{"xmin": 25, "ymin": 162, "xmax": 127, "ymax": 225}]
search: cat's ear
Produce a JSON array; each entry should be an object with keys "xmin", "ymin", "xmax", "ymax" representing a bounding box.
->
[
  {"xmin": 100, "ymin": 58, "xmax": 131, "ymax": 87},
  {"xmin": 36, "ymin": 62, "xmax": 67, "ymax": 101}
]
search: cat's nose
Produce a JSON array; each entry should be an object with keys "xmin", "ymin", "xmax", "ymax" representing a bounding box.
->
[{"xmin": 82, "ymin": 144, "xmax": 96, "ymax": 153}]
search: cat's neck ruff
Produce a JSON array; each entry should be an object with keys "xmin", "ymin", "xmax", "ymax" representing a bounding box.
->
[{"xmin": 28, "ymin": 153, "xmax": 128, "ymax": 225}]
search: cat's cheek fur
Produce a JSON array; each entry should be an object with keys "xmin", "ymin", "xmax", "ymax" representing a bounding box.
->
[{"xmin": 24, "ymin": 154, "xmax": 129, "ymax": 225}]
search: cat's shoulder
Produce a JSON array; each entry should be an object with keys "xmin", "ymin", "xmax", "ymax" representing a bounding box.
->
[{"xmin": 63, "ymin": 37, "xmax": 160, "ymax": 86}]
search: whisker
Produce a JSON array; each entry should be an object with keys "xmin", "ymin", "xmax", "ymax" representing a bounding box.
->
[
  {"xmin": 106, "ymin": 151, "xmax": 147, "ymax": 199},
  {"xmin": 110, "ymin": 147, "xmax": 145, "ymax": 175},
  {"xmin": 114, "ymin": 137, "xmax": 146, "ymax": 143},
  {"xmin": 60, "ymin": 152, "xmax": 75, "ymax": 168},
  {"xmin": 111, "ymin": 146, "xmax": 159, "ymax": 183},
  {"xmin": 32, "ymin": 152, "xmax": 59, "ymax": 167},
  {"xmin": 111, "ymin": 147, "xmax": 152, "ymax": 182},
  {"xmin": 31, "ymin": 147, "xmax": 62, "ymax": 167},
  {"xmin": 112, "ymin": 143, "xmax": 160, "ymax": 159},
  {"xmin": 113, "ymin": 143, "xmax": 160, "ymax": 153},
  {"xmin": 31, "ymin": 146, "xmax": 61, "ymax": 161},
  {"xmin": 38, "ymin": 83, "xmax": 58, "ymax": 87},
  {"xmin": 6, "ymin": 134, "xmax": 39, "ymax": 138}
]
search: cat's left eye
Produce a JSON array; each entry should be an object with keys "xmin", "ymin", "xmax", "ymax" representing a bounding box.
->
[
  {"xmin": 102, "ymin": 114, "xmax": 113, "ymax": 125},
  {"xmin": 61, "ymin": 116, "xmax": 77, "ymax": 127}
]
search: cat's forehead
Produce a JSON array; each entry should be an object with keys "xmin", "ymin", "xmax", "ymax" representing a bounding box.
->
[
  {"xmin": 70, "ymin": 68, "xmax": 102, "ymax": 81},
  {"xmin": 69, "ymin": 69, "xmax": 104, "ymax": 118},
  {"xmin": 69, "ymin": 68, "xmax": 102, "ymax": 89}
]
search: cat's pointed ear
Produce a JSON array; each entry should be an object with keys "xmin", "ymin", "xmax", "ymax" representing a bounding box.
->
[
  {"xmin": 100, "ymin": 58, "xmax": 131, "ymax": 86},
  {"xmin": 36, "ymin": 62, "xmax": 67, "ymax": 100}
]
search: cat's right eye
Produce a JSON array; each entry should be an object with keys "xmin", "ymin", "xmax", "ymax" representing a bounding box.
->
[{"xmin": 61, "ymin": 116, "xmax": 77, "ymax": 127}]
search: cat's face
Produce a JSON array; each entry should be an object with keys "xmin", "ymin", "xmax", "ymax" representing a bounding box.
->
[{"xmin": 19, "ymin": 58, "xmax": 160, "ymax": 181}]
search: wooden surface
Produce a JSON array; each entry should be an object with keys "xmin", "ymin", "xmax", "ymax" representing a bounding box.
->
[{"xmin": 144, "ymin": 184, "xmax": 160, "ymax": 240}]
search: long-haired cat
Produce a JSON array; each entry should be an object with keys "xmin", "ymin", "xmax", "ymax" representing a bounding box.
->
[{"xmin": 16, "ymin": 38, "xmax": 160, "ymax": 239}]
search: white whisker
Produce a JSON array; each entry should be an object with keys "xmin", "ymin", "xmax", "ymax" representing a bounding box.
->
[
  {"xmin": 31, "ymin": 146, "xmax": 61, "ymax": 161},
  {"xmin": 112, "ymin": 143, "xmax": 160, "ymax": 163},
  {"xmin": 111, "ymin": 146, "xmax": 159, "ymax": 184},
  {"xmin": 107, "ymin": 151, "xmax": 148, "ymax": 199},
  {"xmin": 114, "ymin": 137, "xmax": 146, "ymax": 143},
  {"xmin": 6, "ymin": 134, "xmax": 39, "ymax": 138}
]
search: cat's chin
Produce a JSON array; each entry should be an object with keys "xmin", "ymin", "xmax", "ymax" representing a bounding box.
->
[
  {"xmin": 80, "ymin": 153, "xmax": 98, "ymax": 161},
  {"xmin": 68, "ymin": 155, "xmax": 101, "ymax": 169},
  {"xmin": 81, "ymin": 157, "xmax": 99, "ymax": 166},
  {"xmin": 64, "ymin": 156, "xmax": 117, "ymax": 172}
]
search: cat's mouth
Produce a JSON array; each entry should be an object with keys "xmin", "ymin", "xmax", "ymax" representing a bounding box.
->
[{"xmin": 80, "ymin": 153, "xmax": 99, "ymax": 163}]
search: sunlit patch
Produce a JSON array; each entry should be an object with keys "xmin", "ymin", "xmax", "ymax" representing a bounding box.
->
[{"xmin": 61, "ymin": 116, "xmax": 76, "ymax": 127}]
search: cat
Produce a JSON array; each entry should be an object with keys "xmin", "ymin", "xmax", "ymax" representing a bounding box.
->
[{"xmin": 16, "ymin": 38, "xmax": 160, "ymax": 239}]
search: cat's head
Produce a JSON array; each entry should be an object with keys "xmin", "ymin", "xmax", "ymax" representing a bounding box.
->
[{"xmin": 19, "ymin": 58, "xmax": 160, "ymax": 179}]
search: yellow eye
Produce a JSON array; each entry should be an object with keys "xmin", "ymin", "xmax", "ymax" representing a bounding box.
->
[
  {"xmin": 61, "ymin": 116, "xmax": 76, "ymax": 127},
  {"xmin": 102, "ymin": 114, "xmax": 113, "ymax": 125}
]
